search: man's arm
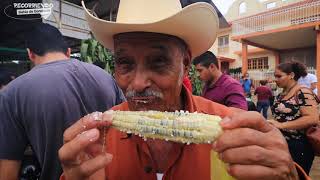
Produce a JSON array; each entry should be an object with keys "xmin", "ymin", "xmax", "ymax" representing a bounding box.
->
[
  {"xmin": 309, "ymin": 74, "xmax": 317, "ymax": 91},
  {"xmin": 224, "ymin": 83, "xmax": 248, "ymax": 111},
  {"xmin": 0, "ymin": 94, "xmax": 28, "ymax": 180},
  {"xmin": 0, "ymin": 160, "xmax": 21, "ymax": 180}
]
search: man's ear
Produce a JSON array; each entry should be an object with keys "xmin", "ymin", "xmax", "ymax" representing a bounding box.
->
[
  {"xmin": 65, "ymin": 48, "xmax": 71, "ymax": 58},
  {"xmin": 183, "ymin": 48, "xmax": 192, "ymax": 77},
  {"xmin": 27, "ymin": 48, "xmax": 36, "ymax": 62},
  {"xmin": 209, "ymin": 63, "xmax": 217, "ymax": 71}
]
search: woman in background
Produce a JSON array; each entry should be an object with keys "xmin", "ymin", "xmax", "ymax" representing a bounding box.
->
[{"xmin": 269, "ymin": 61, "xmax": 319, "ymax": 174}]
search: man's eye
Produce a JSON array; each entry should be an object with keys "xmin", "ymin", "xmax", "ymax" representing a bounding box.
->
[
  {"xmin": 115, "ymin": 58, "xmax": 134, "ymax": 73},
  {"xmin": 116, "ymin": 58, "xmax": 130, "ymax": 65},
  {"xmin": 151, "ymin": 58, "xmax": 169, "ymax": 67}
]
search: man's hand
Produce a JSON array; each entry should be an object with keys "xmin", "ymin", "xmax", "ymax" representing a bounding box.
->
[
  {"xmin": 212, "ymin": 111, "xmax": 299, "ymax": 180},
  {"xmin": 58, "ymin": 112, "xmax": 113, "ymax": 180},
  {"xmin": 268, "ymin": 119, "xmax": 284, "ymax": 129}
]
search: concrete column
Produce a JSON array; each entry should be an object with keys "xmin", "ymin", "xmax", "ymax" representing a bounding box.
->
[
  {"xmin": 242, "ymin": 42, "xmax": 248, "ymax": 75},
  {"xmin": 274, "ymin": 51, "xmax": 280, "ymax": 69},
  {"xmin": 316, "ymin": 28, "xmax": 320, "ymax": 96}
]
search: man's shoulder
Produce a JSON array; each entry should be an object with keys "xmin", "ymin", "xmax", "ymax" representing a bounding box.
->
[
  {"xmin": 191, "ymin": 95, "xmax": 233, "ymax": 117},
  {"xmin": 111, "ymin": 102, "xmax": 129, "ymax": 111},
  {"xmin": 220, "ymin": 75, "xmax": 242, "ymax": 90},
  {"xmin": 221, "ymin": 74, "xmax": 240, "ymax": 84}
]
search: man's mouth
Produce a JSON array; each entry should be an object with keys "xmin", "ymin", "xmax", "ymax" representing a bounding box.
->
[{"xmin": 129, "ymin": 96, "xmax": 157, "ymax": 104}]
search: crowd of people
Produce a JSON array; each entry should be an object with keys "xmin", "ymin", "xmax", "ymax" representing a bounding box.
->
[{"xmin": 0, "ymin": 0, "xmax": 318, "ymax": 180}]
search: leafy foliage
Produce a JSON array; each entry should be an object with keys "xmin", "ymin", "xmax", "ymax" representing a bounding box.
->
[
  {"xmin": 80, "ymin": 39, "xmax": 114, "ymax": 74},
  {"xmin": 189, "ymin": 64, "xmax": 203, "ymax": 96}
]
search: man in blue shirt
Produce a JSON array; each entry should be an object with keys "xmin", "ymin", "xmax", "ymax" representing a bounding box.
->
[
  {"xmin": 240, "ymin": 73, "xmax": 253, "ymax": 97},
  {"xmin": 0, "ymin": 23, "xmax": 125, "ymax": 180}
]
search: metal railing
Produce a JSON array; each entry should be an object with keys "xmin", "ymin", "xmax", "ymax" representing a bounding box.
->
[
  {"xmin": 230, "ymin": 67, "xmax": 316, "ymax": 81},
  {"xmin": 217, "ymin": 46, "xmax": 230, "ymax": 55},
  {"xmin": 232, "ymin": 0, "xmax": 320, "ymax": 36}
]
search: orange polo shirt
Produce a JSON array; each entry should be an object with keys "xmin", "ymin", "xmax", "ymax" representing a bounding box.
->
[
  {"xmin": 104, "ymin": 88, "xmax": 232, "ymax": 180},
  {"xmin": 61, "ymin": 87, "xmax": 310, "ymax": 180}
]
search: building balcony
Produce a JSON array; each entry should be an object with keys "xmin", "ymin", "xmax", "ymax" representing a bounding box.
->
[
  {"xmin": 217, "ymin": 46, "xmax": 230, "ymax": 55},
  {"xmin": 232, "ymin": 0, "xmax": 320, "ymax": 37}
]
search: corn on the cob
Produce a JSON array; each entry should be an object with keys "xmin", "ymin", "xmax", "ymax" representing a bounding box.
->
[{"xmin": 101, "ymin": 110, "xmax": 222, "ymax": 144}]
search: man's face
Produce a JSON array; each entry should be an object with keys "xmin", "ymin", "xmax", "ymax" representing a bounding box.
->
[
  {"xmin": 114, "ymin": 33, "xmax": 190, "ymax": 111},
  {"xmin": 244, "ymin": 73, "xmax": 249, "ymax": 79},
  {"xmin": 195, "ymin": 64, "xmax": 212, "ymax": 83}
]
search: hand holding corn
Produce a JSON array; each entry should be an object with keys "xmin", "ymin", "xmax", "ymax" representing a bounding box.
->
[
  {"xmin": 102, "ymin": 110, "xmax": 223, "ymax": 144},
  {"xmin": 59, "ymin": 111, "xmax": 302, "ymax": 180}
]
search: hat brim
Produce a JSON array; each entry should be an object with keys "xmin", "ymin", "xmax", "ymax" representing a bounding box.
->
[{"xmin": 82, "ymin": 1, "xmax": 219, "ymax": 58}]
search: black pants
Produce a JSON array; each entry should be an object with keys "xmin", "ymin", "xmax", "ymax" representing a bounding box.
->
[{"xmin": 287, "ymin": 137, "xmax": 315, "ymax": 174}]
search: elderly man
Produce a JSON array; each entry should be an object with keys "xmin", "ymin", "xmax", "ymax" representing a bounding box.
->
[{"xmin": 58, "ymin": 0, "xmax": 309, "ymax": 180}]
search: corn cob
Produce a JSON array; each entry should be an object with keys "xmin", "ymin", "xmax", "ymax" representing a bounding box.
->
[{"xmin": 101, "ymin": 110, "xmax": 222, "ymax": 144}]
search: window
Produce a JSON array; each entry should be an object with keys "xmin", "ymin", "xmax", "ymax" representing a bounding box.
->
[
  {"xmin": 248, "ymin": 57, "xmax": 269, "ymax": 70},
  {"xmin": 266, "ymin": 2, "xmax": 276, "ymax": 9},
  {"xmin": 239, "ymin": 2, "xmax": 247, "ymax": 14},
  {"xmin": 218, "ymin": 35, "xmax": 229, "ymax": 47}
]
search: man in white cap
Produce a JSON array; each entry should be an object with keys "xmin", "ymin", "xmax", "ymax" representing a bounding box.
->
[{"xmin": 58, "ymin": 0, "xmax": 309, "ymax": 179}]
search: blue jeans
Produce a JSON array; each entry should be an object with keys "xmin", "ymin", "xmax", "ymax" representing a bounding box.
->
[{"xmin": 257, "ymin": 101, "xmax": 270, "ymax": 119}]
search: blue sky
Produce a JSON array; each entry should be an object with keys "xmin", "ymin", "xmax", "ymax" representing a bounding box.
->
[
  {"xmin": 212, "ymin": 0, "xmax": 266, "ymax": 15},
  {"xmin": 211, "ymin": 0, "xmax": 236, "ymax": 15}
]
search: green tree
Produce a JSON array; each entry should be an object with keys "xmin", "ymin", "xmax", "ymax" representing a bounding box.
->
[{"xmin": 80, "ymin": 39, "xmax": 114, "ymax": 74}]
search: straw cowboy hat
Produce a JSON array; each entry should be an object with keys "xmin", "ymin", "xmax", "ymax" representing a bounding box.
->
[{"xmin": 82, "ymin": 0, "xmax": 219, "ymax": 58}]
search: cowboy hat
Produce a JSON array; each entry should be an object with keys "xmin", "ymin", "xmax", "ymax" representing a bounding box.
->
[{"xmin": 82, "ymin": 0, "xmax": 219, "ymax": 58}]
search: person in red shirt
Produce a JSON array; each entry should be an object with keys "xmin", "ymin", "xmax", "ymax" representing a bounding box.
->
[
  {"xmin": 183, "ymin": 76, "xmax": 193, "ymax": 92},
  {"xmin": 254, "ymin": 80, "xmax": 273, "ymax": 119},
  {"xmin": 58, "ymin": 0, "xmax": 309, "ymax": 180}
]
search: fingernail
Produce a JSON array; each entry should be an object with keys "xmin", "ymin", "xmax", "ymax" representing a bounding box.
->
[
  {"xmin": 91, "ymin": 112, "xmax": 103, "ymax": 121},
  {"xmin": 220, "ymin": 117, "xmax": 231, "ymax": 126},
  {"xmin": 102, "ymin": 112, "xmax": 113, "ymax": 122}
]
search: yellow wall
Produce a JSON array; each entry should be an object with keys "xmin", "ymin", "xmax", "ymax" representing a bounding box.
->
[
  {"xmin": 209, "ymin": 0, "xmax": 304, "ymax": 71},
  {"xmin": 210, "ymin": 27, "xmax": 277, "ymax": 70}
]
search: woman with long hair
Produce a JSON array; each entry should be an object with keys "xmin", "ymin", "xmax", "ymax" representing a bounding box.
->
[{"xmin": 269, "ymin": 61, "xmax": 319, "ymax": 174}]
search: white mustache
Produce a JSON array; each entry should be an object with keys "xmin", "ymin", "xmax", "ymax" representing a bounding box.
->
[{"xmin": 125, "ymin": 90, "xmax": 163, "ymax": 99}]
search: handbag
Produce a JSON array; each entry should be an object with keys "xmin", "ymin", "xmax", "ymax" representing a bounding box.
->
[{"xmin": 294, "ymin": 87, "xmax": 320, "ymax": 156}]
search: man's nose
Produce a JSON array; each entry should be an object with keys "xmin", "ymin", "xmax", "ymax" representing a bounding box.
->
[{"xmin": 131, "ymin": 70, "xmax": 151, "ymax": 92}]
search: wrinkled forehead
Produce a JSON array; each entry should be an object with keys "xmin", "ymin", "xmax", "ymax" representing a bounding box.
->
[{"xmin": 113, "ymin": 32, "xmax": 188, "ymax": 51}]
